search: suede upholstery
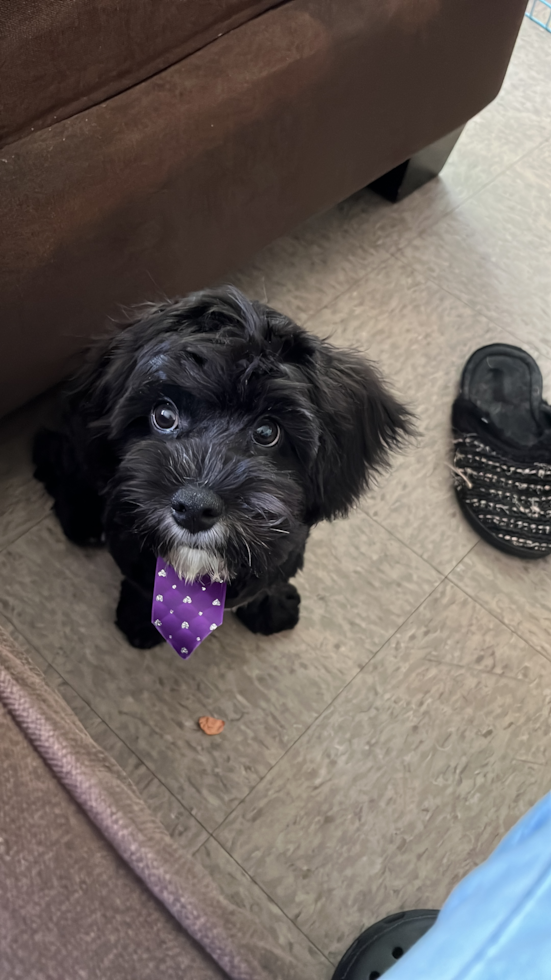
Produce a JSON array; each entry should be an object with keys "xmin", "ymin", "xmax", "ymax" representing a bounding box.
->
[{"xmin": 0, "ymin": 0, "xmax": 527, "ymax": 418}]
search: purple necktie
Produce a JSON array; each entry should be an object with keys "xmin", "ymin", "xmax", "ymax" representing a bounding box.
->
[{"xmin": 151, "ymin": 557, "xmax": 226, "ymax": 659}]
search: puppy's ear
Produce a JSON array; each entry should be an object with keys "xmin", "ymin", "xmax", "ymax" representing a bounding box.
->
[
  {"xmin": 305, "ymin": 343, "xmax": 413, "ymax": 523},
  {"xmin": 64, "ymin": 300, "xmax": 173, "ymax": 424}
]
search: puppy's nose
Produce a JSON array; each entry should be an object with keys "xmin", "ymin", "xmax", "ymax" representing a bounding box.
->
[{"xmin": 171, "ymin": 487, "xmax": 223, "ymax": 533}]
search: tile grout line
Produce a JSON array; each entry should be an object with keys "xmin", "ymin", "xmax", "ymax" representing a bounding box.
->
[
  {"xmin": 195, "ymin": 837, "xmax": 333, "ymax": 968},
  {"xmin": 387, "ymin": 132, "xmax": 551, "ymax": 260},
  {"xmin": 0, "ymin": 511, "xmax": 52, "ymax": 556},
  {"xmin": 210, "ymin": 519, "xmax": 451, "ymax": 829},
  {"xmin": 211, "ymin": 572, "xmax": 447, "ymax": 839},
  {"xmin": 208, "ymin": 576, "xmax": 452, "ymax": 954},
  {"xmin": 4, "ymin": 517, "xmax": 441, "ymax": 850},
  {"xmin": 0, "ymin": 507, "xmax": 448, "ymax": 847},
  {"xmin": 358, "ymin": 502, "xmax": 467, "ymax": 579},
  {"xmin": 215, "ymin": 532, "xmax": 548, "ymax": 949},
  {"xmin": 0, "ymin": 505, "xmax": 366, "ymax": 852},
  {"xmin": 424, "ymin": 654, "xmax": 535, "ymax": 684},
  {"xmin": 2, "ymin": 451, "xmax": 449, "ymax": 838},
  {"xmin": 23, "ymin": 513, "xmax": 551, "ymax": 852},
  {"xmin": 296, "ymin": 247, "xmax": 391, "ymax": 330},
  {"xmin": 383, "ymin": 132, "xmax": 551, "ymax": 356},
  {"xmin": 24, "ymin": 531, "xmax": 541, "ymax": 955},
  {"xmin": 198, "ymin": 509, "xmax": 446, "ymax": 839},
  {"xmin": 389, "ymin": 246, "xmax": 551, "ymax": 372},
  {"xmin": 300, "ymin": 134, "xmax": 550, "ymax": 353},
  {"xmin": 348, "ymin": 126, "xmax": 551, "ymax": 280},
  {"xmin": 445, "ymin": 570, "xmax": 551, "ymax": 668},
  {"xmin": 1, "ymin": 519, "xmax": 259, "ymax": 832},
  {"xmin": 442, "ymin": 540, "xmax": 479, "ymax": 580},
  {"xmin": 444, "ymin": 536, "xmax": 551, "ymax": 668},
  {"xmin": 0, "ymin": 604, "xmax": 214, "ymax": 840},
  {"xmin": 238, "ymin": 124, "xmax": 551, "ymax": 335},
  {"xmin": 234, "ymin": 223, "xmax": 392, "ymax": 333},
  {"xmin": 513, "ymin": 757, "xmax": 546, "ymax": 768},
  {"xmin": 0, "ymin": 521, "xmax": 225, "ymax": 832},
  {"xmin": 1, "ymin": 534, "xmax": 335, "ymax": 962}
]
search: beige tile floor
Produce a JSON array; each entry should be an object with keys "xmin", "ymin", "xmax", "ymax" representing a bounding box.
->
[{"xmin": 2, "ymin": 18, "xmax": 551, "ymax": 975}]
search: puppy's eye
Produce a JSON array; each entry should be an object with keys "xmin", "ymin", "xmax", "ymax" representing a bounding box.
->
[
  {"xmin": 252, "ymin": 418, "xmax": 281, "ymax": 448},
  {"xmin": 151, "ymin": 400, "xmax": 179, "ymax": 432}
]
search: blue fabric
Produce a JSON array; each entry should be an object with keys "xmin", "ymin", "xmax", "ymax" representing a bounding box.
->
[{"xmin": 387, "ymin": 791, "xmax": 551, "ymax": 979}]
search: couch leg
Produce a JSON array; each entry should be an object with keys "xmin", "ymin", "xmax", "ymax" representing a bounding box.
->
[{"xmin": 369, "ymin": 124, "xmax": 465, "ymax": 203}]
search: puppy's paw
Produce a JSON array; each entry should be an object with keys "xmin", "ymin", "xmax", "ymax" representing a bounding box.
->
[
  {"xmin": 235, "ymin": 583, "xmax": 301, "ymax": 635},
  {"xmin": 32, "ymin": 428, "xmax": 63, "ymax": 495},
  {"xmin": 121, "ymin": 621, "xmax": 164, "ymax": 649},
  {"xmin": 53, "ymin": 490, "xmax": 104, "ymax": 547},
  {"xmin": 116, "ymin": 578, "xmax": 164, "ymax": 649},
  {"xmin": 33, "ymin": 429, "xmax": 104, "ymax": 546}
]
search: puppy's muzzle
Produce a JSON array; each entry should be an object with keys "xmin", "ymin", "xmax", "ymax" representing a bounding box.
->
[{"xmin": 171, "ymin": 486, "xmax": 224, "ymax": 534}]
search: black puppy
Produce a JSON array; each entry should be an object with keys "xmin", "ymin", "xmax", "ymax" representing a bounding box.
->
[{"xmin": 33, "ymin": 287, "xmax": 411, "ymax": 648}]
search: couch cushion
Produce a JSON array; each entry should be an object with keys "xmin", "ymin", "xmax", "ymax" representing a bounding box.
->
[
  {"xmin": 0, "ymin": 0, "xmax": 526, "ymax": 416},
  {"xmin": 0, "ymin": 0, "xmax": 284, "ymax": 147}
]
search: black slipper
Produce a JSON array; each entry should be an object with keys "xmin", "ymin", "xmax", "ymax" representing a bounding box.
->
[
  {"xmin": 332, "ymin": 909, "xmax": 439, "ymax": 979},
  {"xmin": 452, "ymin": 344, "xmax": 551, "ymax": 558}
]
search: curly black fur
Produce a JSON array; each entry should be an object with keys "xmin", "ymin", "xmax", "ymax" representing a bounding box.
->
[{"xmin": 33, "ymin": 286, "xmax": 412, "ymax": 647}]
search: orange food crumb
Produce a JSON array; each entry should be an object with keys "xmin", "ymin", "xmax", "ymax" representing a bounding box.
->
[{"xmin": 198, "ymin": 715, "xmax": 225, "ymax": 735}]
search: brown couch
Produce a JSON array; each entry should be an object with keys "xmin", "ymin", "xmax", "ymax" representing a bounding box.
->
[{"xmin": 0, "ymin": 0, "xmax": 526, "ymax": 418}]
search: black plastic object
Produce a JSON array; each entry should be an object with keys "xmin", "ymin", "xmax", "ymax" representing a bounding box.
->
[
  {"xmin": 332, "ymin": 909, "xmax": 439, "ymax": 980},
  {"xmin": 369, "ymin": 126, "xmax": 464, "ymax": 202}
]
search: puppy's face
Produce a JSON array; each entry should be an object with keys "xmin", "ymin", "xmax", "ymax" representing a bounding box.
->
[
  {"xmin": 81, "ymin": 288, "xmax": 410, "ymax": 583},
  {"xmin": 110, "ymin": 377, "xmax": 311, "ymax": 584}
]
